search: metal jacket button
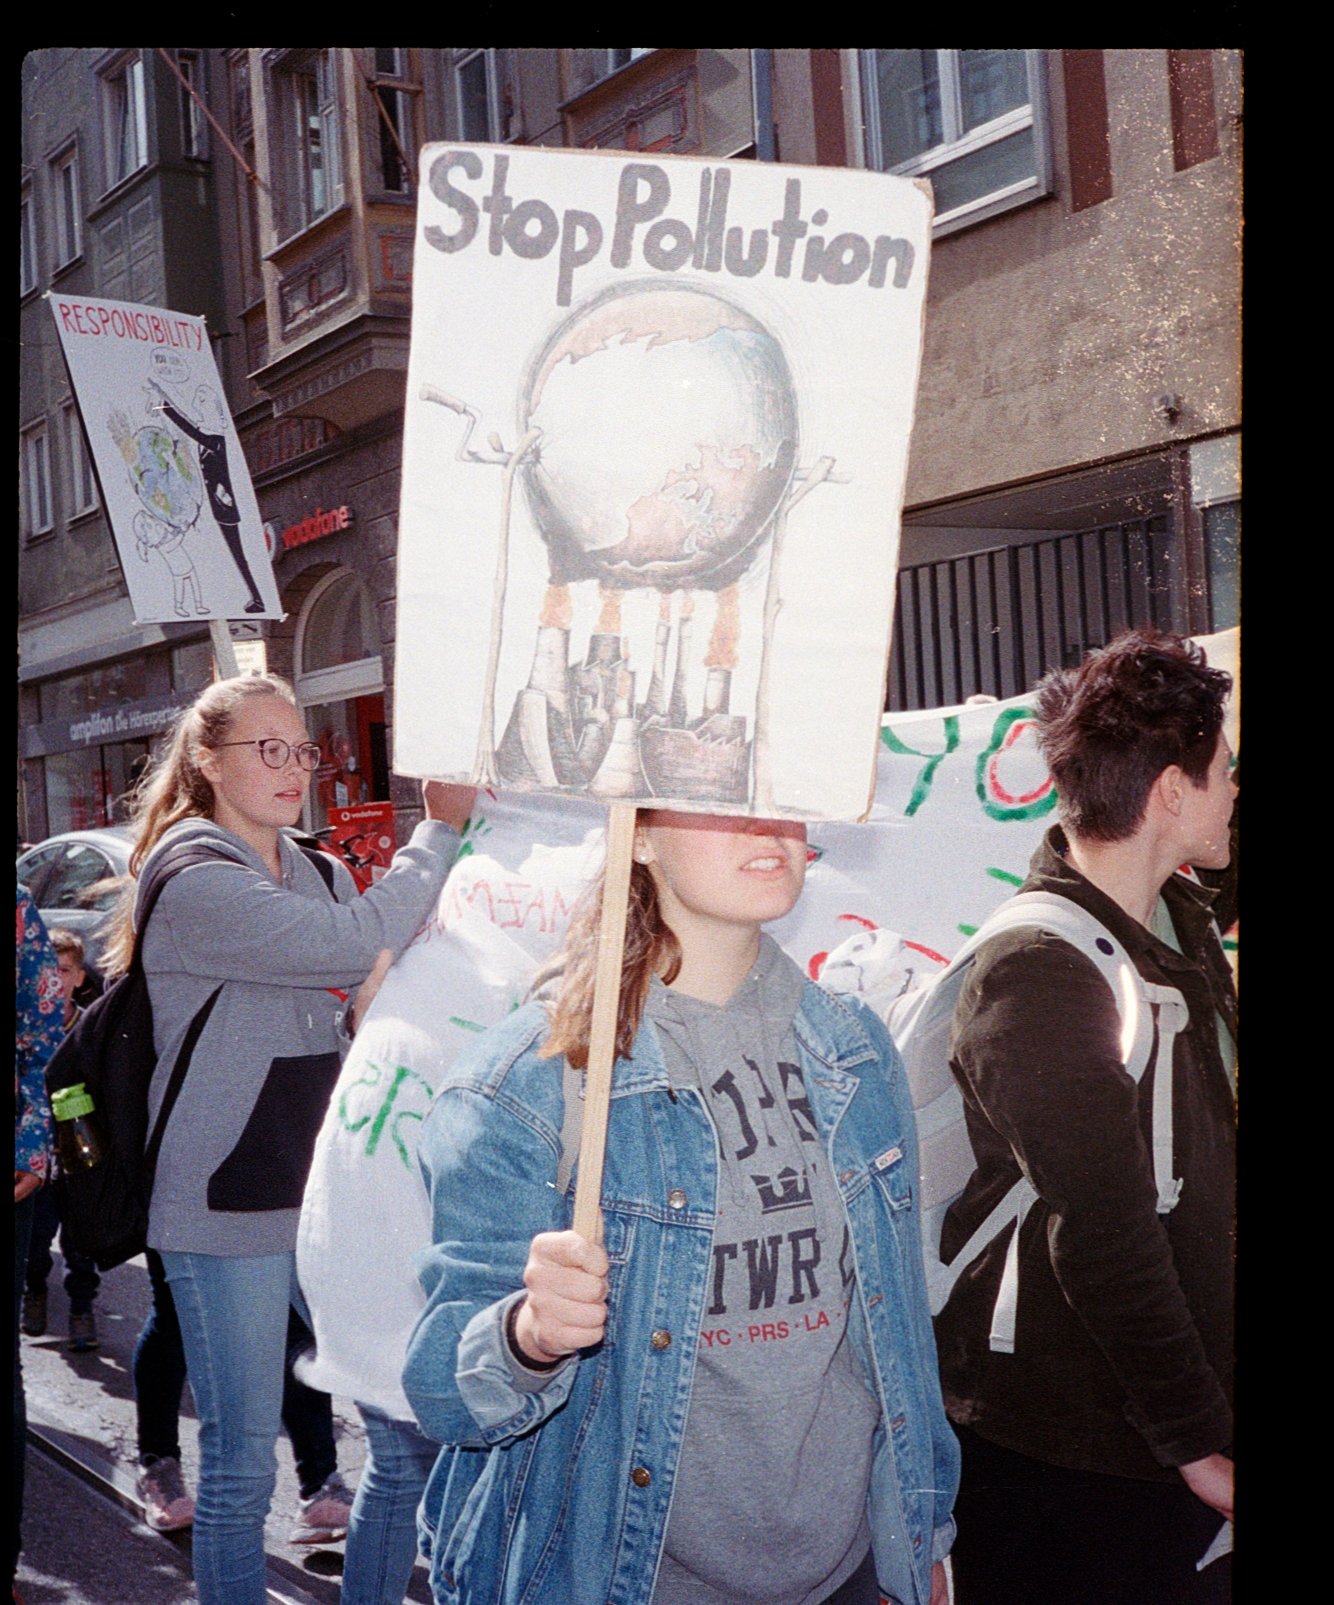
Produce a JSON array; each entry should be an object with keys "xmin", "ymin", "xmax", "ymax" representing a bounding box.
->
[
  {"xmin": 667, "ymin": 1189, "xmax": 687, "ymax": 1210},
  {"xmin": 631, "ymin": 1466, "xmax": 652, "ymax": 1487},
  {"xmin": 650, "ymin": 1328, "xmax": 672, "ymax": 1350}
]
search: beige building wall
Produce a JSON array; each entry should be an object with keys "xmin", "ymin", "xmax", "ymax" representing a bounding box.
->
[{"xmin": 905, "ymin": 49, "xmax": 1241, "ymax": 509}]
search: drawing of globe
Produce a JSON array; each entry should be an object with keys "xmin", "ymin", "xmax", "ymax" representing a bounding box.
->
[
  {"xmin": 521, "ymin": 282, "xmax": 798, "ymax": 590},
  {"xmin": 130, "ymin": 426, "xmax": 202, "ymax": 531}
]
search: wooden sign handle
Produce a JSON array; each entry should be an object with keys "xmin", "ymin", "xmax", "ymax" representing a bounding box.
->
[{"xmin": 571, "ymin": 803, "xmax": 637, "ymax": 1242}]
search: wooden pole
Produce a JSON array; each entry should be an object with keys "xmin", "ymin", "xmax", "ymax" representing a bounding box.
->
[
  {"xmin": 571, "ymin": 802, "xmax": 637, "ymax": 1242},
  {"xmin": 209, "ymin": 618, "xmax": 240, "ymax": 678}
]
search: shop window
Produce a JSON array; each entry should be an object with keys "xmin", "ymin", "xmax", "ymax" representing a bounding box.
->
[
  {"xmin": 44, "ymin": 747, "xmax": 108, "ymax": 833},
  {"xmin": 1204, "ymin": 500, "xmax": 1239, "ymax": 632},
  {"xmin": 295, "ymin": 571, "xmax": 387, "ymax": 834},
  {"xmin": 861, "ymin": 49, "xmax": 1049, "ymax": 234}
]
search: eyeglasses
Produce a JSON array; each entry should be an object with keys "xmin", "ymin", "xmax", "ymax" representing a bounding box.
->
[{"xmin": 213, "ymin": 738, "xmax": 322, "ymax": 772}]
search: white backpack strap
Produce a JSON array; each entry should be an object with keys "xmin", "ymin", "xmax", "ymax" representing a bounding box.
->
[
  {"xmin": 1141, "ymin": 982, "xmax": 1188, "ymax": 1212},
  {"xmin": 988, "ymin": 1181, "xmax": 1038, "ymax": 1355}
]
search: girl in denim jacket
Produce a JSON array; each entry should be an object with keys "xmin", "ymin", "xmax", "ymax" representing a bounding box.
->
[{"xmin": 406, "ymin": 810, "xmax": 957, "ymax": 1605}]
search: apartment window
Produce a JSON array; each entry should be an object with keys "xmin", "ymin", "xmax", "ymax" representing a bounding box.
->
[
  {"xmin": 102, "ymin": 51, "xmax": 148, "ymax": 187},
  {"xmin": 21, "ymin": 184, "xmax": 37, "ymax": 294},
  {"xmin": 371, "ymin": 49, "xmax": 415, "ymax": 193},
  {"xmin": 273, "ymin": 51, "xmax": 344, "ymax": 235},
  {"xmin": 177, "ymin": 50, "xmax": 208, "ymax": 159},
  {"xmin": 862, "ymin": 50, "xmax": 1049, "ymax": 233},
  {"xmin": 565, "ymin": 48, "xmax": 655, "ymax": 99},
  {"xmin": 22, "ymin": 422, "xmax": 53, "ymax": 537},
  {"xmin": 62, "ymin": 401, "xmax": 97, "ymax": 516},
  {"xmin": 52, "ymin": 146, "xmax": 82, "ymax": 267},
  {"xmin": 454, "ymin": 49, "xmax": 503, "ymax": 142}
]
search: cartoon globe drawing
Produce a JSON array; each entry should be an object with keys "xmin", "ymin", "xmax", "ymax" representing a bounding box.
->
[
  {"xmin": 521, "ymin": 282, "xmax": 799, "ymax": 591},
  {"xmin": 129, "ymin": 426, "xmax": 203, "ymax": 531}
]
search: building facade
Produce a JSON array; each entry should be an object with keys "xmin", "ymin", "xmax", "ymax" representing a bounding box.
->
[{"xmin": 20, "ymin": 48, "xmax": 1240, "ymax": 841}]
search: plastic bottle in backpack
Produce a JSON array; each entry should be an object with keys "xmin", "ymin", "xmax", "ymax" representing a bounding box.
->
[{"xmin": 49, "ymin": 1083, "xmax": 110, "ymax": 1173}]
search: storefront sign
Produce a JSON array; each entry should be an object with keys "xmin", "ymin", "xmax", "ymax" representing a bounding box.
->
[
  {"xmin": 281, "ymin": 504, "xmax": 354, "ymax": 550},
  {"xmin": 19, "ymin": 690, "xmax": 197, "ymax": 759},
  {"xmin": 327, "ymin": 802, "xmax": 396, "ymax": 891}
]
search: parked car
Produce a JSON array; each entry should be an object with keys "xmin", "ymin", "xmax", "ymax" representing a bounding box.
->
[{"xmin": 16, "ymin": 826, "xmax": 133, "ymax": 980}]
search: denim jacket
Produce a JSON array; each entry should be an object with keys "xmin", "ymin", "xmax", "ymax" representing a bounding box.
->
[{"xmin": 404, "ymin": 983, "xmax": 958, "ymax": 1605}]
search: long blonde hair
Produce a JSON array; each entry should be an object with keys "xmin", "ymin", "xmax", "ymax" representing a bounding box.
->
[
  {"xmin": 540, "ymin": 825, "xmax": 680, "ymax": 1069},
  {"xmin": 101, "ymin": 673, "xmax": 299, "ymax": 975}
]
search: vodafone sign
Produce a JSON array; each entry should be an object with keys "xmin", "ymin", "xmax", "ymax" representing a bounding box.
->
[{"xmin": 281, "ymin": 504, "xmax": 354, "ymax": 550}]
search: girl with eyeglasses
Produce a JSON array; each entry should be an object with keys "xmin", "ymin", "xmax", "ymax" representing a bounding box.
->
[
  {"xmin": 103, "ymin": 673, "xmax": 474, "ymax": 1605},
  {"xmin": 403, "ymin": 810, "xmax": 957, "ymax": 1605}
]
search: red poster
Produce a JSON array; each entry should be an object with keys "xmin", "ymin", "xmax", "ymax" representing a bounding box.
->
[{"xmin": 327, "ymin": 802, "xmax": 396, "ymax": 892}]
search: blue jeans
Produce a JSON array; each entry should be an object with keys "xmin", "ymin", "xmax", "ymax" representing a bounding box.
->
[
  {"xmin": 341, "ymin": 1406, "xmax": 439, "ymax": 1605},
  {"xmin": 138, "ymin": 1249, "xmax": 337, "ymax": 1494},
  {"xmin": 161, "ymin": 1249, "xmax": 300, "ymax": 1605}
]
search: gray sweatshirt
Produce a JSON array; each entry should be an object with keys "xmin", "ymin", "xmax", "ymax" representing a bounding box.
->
[
  {"xmin": 139, "ymin": 816, "xmax": 460, "ymax": 1256},
  {"xmin": 646, "ymin": 936, "xmax": 880, "ymax": 1605}
]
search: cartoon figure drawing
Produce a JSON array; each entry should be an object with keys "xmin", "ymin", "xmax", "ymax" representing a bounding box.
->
[
  {"xmin": 421, "ymin": 280, "xmax": 844, "ymax": 809},
  {"xmin": 144, "ymin": 379, "xmax": 267, "ymax": 614},
  {"xmin": 134, "ymin": 509, "xmax": 209, "ymax": 617}
]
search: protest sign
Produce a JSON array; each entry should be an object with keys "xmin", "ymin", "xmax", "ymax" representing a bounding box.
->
[
  {"xmin": 295, "ymin": 629, "xmax": 1238, "ymax": 1415},
  {"xmin": 394, "ymin": 145, "xmax": 933, "ymax": 822},
  {"xmin": 48, "ymin": 292, "xmax": 280, "ymax": 624}
]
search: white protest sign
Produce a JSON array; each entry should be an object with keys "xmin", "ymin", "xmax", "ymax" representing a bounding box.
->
[
  {"xmin": 48, "ymin": 293, "xmax": 281, "ymax": 623},
  {"xmin": 394, "ymin": 145, "xmax": 932, "ymax": 821},
  {"xmin": 296, "ymin": 628, "xmax": 1238, "ymax": 1416}
]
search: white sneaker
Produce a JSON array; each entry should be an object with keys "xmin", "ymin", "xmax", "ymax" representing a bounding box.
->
[
  {"xmin": 137, "ymin": 1456, "xmax": 195, "ymax": 1532},
  {"xmin": 290, "ymin": 1472, "xmax": 355, "ymax": 1544}
]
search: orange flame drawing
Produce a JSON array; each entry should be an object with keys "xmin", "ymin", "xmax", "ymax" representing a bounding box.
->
[
  {"xmin": 704, "ymin": 585, "xmax": 740, "ymax": 670},
  {"xmin": 596, "ymin": 586, "xmax": 622, "ymax": 635},
  {"xmin": 540, "ymin": 584, "xmax": 572, "ymax": 630}
]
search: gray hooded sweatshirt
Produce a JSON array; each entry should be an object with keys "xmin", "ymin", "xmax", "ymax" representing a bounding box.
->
[{"xmin": 139, "ymin": 816, "xmax": 460, "ymax": 1256}]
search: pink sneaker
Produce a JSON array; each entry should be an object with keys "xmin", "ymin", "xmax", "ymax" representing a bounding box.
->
[
  {"xmin": 136, "ymin": 1456, "xmax": 195, "ymax": 1532},
  {"xmin": 290, "ymin": 1473, "xmax": 355, "ymax": 1544}
]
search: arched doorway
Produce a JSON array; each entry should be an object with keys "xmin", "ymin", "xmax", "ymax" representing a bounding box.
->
[{"xmin": 293, "ymin": 569, "xmax": 388, "ymax": 835}]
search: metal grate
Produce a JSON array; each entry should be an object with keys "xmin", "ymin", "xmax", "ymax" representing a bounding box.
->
[{"xmin": 888, "ymin": 515, "xmax": 1175, "ymax": 711}]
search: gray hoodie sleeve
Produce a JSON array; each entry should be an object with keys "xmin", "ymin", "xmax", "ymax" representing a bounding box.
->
[{"xmin": 153, "ymin": 820, "xmax": 460, "ymax": 989}]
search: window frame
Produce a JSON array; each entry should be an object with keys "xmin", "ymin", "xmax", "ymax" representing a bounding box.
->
[
  {"xmin": 21, "ymin": 183, "xmax": 37, "ymax": 296},
  {"xmin": 270, "ymin": 49, "xmax": 346, "ymax": 241},
  {"xmin": 52, "ymin": 143, "xmax": 83, "ymax": 268},
  {"xmin": 101, "ymin": 49, "xmax": 149, "ymax": 191},
  {"xmin": 453, "ymin": 48, "xmax": 504, "ymax": 143},
  {"xmin": 367, "ymin": 48, "xmax": 417, "ymax": 197},
  {"xmin": 861, "ymin": 49, "xmax": 1051, "ymax": 235},
  {"xmin": 177, "ymin": 49, "xmax": 209, "ymax": 160},
  {"xmin": 22, "ymin": 420, "xmax": 54, "ymax": 538},
  {"xmin": 61, "ymin": 399, "xmax": 98, "ymax": 518}
]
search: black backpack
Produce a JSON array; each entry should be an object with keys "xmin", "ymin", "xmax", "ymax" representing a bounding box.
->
[{"xmin": 45, "ymin": 840, "xmax": 338, "ymax": 1271}]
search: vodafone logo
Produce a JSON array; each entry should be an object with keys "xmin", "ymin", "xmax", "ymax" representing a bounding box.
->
[{"xmin": 281, "ymin": 504, "xmax": 353, "ymax": 550}]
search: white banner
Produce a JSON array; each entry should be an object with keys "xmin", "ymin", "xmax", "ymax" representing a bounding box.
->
[
  {"xmin": 297, "ymin": 628, "xmax": 1238, "ymax": 1418},
  {"xmin": 49, "ymin": 293, "xmax": 281, "ymax": 624},
  {"xmin": 394, "ymin": 145, "xmax": 933, "ymax": 821}
]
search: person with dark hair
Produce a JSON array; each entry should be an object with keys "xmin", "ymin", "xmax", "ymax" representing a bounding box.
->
[
  {"xmin": 403, "ymin": 810, "xmax": 957, "ymax": 1605},
  {"xmin": 936, "ymin": 629, "xmax": 1237, "ymax": 1603}
]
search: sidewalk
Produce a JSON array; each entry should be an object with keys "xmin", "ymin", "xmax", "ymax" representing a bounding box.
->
[{"xmin": 19, "ymin": 1246, "xmax": 433, "ymax": 1604}]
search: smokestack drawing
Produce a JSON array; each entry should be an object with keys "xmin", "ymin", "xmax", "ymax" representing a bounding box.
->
[
  {"xmin": 702, "ymin": 666, "xmax": 732, "ymax": 717},
  {"xmin": 528, "ymin": 627, "xmax": 570, "ymax": 713},
  {"xmin": 669, "ymin": 592, "xmax": 695, "ymax": 727},
  {"xmin": 644, "ymin": 594, "xmax": 672, "ymax": 716}
]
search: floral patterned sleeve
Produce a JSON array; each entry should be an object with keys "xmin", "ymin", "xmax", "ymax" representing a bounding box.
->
[{"xmin": 15, "ymin": 884, "xmax": 61, "ymax": 1181}]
